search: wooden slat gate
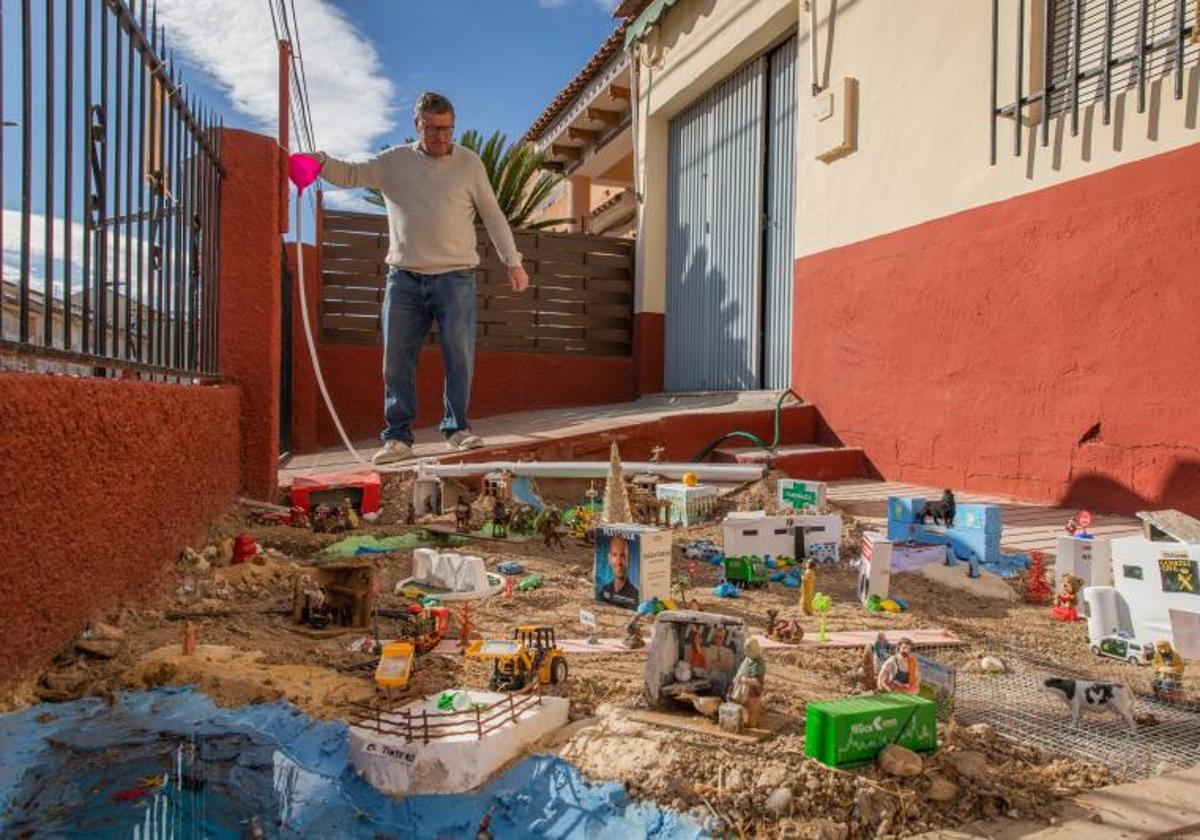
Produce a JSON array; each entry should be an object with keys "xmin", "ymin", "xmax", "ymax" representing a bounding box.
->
[{"xmin": 319, "ymin": 207, "xmax": 634, "ymax": 356}]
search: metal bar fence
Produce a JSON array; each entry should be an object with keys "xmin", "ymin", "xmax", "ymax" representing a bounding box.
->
[
  {"xmin": 991, "ymin": 0, "xmax": 1197, "ymax": 162},
  {"xmin": 0, "ymin": 0, "xmax": 225, "ymax": 379}
]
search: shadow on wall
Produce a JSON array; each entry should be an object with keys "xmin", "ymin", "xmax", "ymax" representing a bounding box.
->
[
  {"xmin": 1063, "ymin": 462, "xmax": 1200, "ymax": 519},
  {"xmin": 666, "ymin": 224, "xmax": 754, "ymax": 392}
]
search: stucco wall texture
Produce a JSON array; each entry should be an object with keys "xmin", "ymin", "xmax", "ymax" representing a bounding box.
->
[
  {"xmin": 286, "ymin": 245, "xmax": 636, "ymax": 451},
  {"xmin": 792, "ymin": 142, "xmax": 1200, "ymax": 517},
  {"xmin": 218, "ymin": 129, "xmax": 282, "ymax": 499},
  {"xmin": 0, "ymin": 373, "xmax": 240, "ymax": 676}
]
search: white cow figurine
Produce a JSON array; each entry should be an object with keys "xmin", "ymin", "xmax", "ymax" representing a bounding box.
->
[{"xmin": 1041, "ymin": 676, "xmax": 1137, "ymax": 734}]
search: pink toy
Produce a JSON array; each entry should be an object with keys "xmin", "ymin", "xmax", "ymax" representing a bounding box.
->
[{"xmin": 288, "ymin": 153, "xmax": 322, "ymax": 194}]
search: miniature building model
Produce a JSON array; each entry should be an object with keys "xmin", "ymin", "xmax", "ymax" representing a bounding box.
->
[
  {"xmin": 722, "ymin": 511, "xmax": 842, "ymax": 564},
  {"xmin": 1055, "ymin": 536, "xmax": 1114, "ymax": 588},
  {"xmin": 291, "ymin": 561, "xmax": 374, "ymax": 630},
  {"xmin": 655, "ymin": 481, "xmax": 718, "ymax": 526},
  {"xmin": 643, "ymin": 610, "xmax": 747, "ymax": 710},
  {"xmin": 1082, "ymin": 538, "xmax": 1200, "ymax": 659},
  {"xmin": 413, "ymin": 474, "xmax": 444, "ymax": 516},
  {"xmin": 482, "ymin": 471, "xmax": 510, "ymax": 498},
  {"xmin": 857, "ymin": 531, "xmax": 893, "ymax": 604},
  {"xmin": 291, "ymin": 470, "xmax": 381, "ymax": 515},
  {"xmin": 886, "ymin": 496, "xmax": 1027, "ymax": 576}
]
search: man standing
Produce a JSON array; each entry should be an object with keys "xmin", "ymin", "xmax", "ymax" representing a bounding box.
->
[{"xmin": 313, "ymin": 92, "xmax": 529, "ymax": 464}]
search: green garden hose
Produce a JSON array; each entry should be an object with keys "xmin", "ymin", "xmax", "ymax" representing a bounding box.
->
[{"xmin": 691, "ymin": 389, "xmax": 804, "ymax": 462}]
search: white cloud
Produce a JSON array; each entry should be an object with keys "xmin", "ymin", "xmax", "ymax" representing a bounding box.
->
[
  {"xmin": 538, "ymin": 0, "xmax": 571, "ymax": 7},
  {"xmin": 322, "ymin": 189, "xmax": 384, "ymax": 215},
  {"xmin": 156, "ymin": 0, "xmax": 396, "ymax": 160}
]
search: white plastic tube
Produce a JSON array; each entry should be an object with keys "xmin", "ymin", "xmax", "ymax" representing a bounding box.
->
[
  {"xmin": 420, "ymin": 461, "xmax": 763, "ymax": 482},
  {"xmin": 294, "ymin": 195, "xmax": 371, "ymax": 467}
]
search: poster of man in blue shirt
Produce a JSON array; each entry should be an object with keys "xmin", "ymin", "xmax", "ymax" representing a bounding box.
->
[{"xmin": 596, "ymin": 531, "xmax": 640, "ymax": 609}]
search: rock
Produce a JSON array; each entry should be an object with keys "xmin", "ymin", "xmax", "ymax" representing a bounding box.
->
[
  {"xmin": 766, "ymin": 786, "xmax": 793, "ymax": 816},
  {"xmin": 853, "ymin": 785, "xmax": 897, "ymax": 826},
  {"xmin": 41, "ymin": 665, "xmax": 90, "ymax": 693},
  {"xmin": 967, "ymin": 723, "xmax": 995, "ymax": 738},
  {"xmin": 980, "ymin": 655, "xmax": 1006, "ymax": 673},
  {"xmin": 90, "ymin": 621, "xmax": 125, "ymax": 641},
  {"xmin": 946, "ymin": 750, "xmax": 990, "ymax": 780},
  {"xmin": 879, "ymin": 743, "xmax": 923, "ymax": 777},
  {"xmin": 926, "ymin": 775, "xmax": 959, "ymax": 802},
  {"xmin": 801, "ymin": 816, "xmax": 849, "ymax": 840},
  {"xmin": 75, "ymin": 638, "xmax": 122, "ymax": 659},
  {"xmin": 725, "ymin": 768, "xmax": 745, "ymax": 792},
  {"xmin": 757, "ymin": 763, "xmax": 789, "ymax": 789}
]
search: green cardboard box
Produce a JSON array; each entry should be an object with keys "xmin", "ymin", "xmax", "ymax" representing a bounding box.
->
[{"xmin": 804, "ymin": 693, "xmax": 938, "ymax": 768}]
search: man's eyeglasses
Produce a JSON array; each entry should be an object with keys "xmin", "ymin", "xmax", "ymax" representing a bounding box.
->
[{"xmin": 419, "ymin": 124, "xmax": 455, "ymax": 137}]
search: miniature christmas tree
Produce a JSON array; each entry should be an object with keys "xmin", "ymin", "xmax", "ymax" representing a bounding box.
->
[
  {"xmin": 1025, "ymin": 550, "xmax": 1052, "ymax": 604},
  {"xmin": 812, "ymin": 592, "xmax": 833, "ymax": 642},
  {"xmin": 601, "ymin": 440, "xmax": 633, "ymax": 523}
]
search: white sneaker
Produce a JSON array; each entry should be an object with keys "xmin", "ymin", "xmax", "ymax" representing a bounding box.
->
[
  {"xmin": 372, "ymin": 440, "xmax": 413, "ymax": 465},
  {"xmin": 445, "ymin": 430, "xmax": 484, "ymax": 451}
]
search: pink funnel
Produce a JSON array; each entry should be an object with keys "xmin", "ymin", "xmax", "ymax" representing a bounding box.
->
[{"xmin": 288, "ymin": 153, "xmax": 322, "ymax": 194}]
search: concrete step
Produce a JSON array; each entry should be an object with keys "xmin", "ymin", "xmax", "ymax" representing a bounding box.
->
[{"xmin": 712, "ymin": 443, "xmax": 866, "ymax": 481}]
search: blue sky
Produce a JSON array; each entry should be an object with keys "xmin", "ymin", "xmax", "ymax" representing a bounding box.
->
[{"xmin": 1, "ymin": 0, "xmax": 622, "ymax": 288}]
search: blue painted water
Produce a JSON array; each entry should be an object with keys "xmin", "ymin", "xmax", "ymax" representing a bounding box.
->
[{"xmin": 0, "ymin": 687, "xmax": 702, "ymax": 839}]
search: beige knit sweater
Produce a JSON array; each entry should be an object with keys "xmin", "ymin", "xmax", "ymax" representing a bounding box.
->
[{"xmin": 318, "ymin": 143, "xmax": 523, "ymax": 273}]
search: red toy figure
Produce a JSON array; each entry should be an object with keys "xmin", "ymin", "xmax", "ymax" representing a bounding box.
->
[
  {"xmin": 1025, "ymin": 550, "xmax": 1053, "ymax": 604},
  {"xmin": 231, "ymin": 533, "xmax": 257, "ymax": 564},
  {"xmin": 183, "ymin": 622, "xmax": 197, "ymax": 655},
  {"xmin": 504, "ymin": 576, "xmax": 515, "ymax": 599},
  {"xmin": 1050, "ymin": 574, "xmax": 1083, "ymax": 621}
]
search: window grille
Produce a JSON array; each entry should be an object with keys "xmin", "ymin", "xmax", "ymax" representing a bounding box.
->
[{"xmin": 991, "ymin": 0, "xmax": 1198, "ymax": 162}]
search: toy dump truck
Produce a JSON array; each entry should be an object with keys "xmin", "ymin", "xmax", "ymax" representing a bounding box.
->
[
  {"xmin": 643, "ymin": 610, "xmax": 746, "ymax": 711},
  {"xmin": 466, "ymin": 625, "xmax": 568, "ymax": 691},
  {"xmin": 374, "ymin": 642, "xmax": 415, "ymax": 695},
  {"xmin": 721, "ymin": 555, "xmax": 768, "ymax": 589}
]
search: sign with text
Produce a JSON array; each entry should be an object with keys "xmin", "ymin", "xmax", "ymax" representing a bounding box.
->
[{"xmin": 1159, "ymin": 555, "xmax": 1199, "ymax": 595}]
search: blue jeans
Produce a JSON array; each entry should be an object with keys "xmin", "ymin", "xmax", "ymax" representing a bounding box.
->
[{"xmin": 381, "ymin": 267, "xmax": 476, "ymax": 444}]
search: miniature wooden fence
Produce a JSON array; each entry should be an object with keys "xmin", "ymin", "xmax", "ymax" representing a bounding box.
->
[
  {"xmin": 318, "ymin": 205, "xmax": 634, "ymax": 356},
  {"xmin": 348, "ymin": 683, "xmax": 544, "ymax": 744}
]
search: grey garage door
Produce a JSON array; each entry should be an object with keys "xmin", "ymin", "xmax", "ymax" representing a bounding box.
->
[{"xmin": 664, "ymin": 36, "xmax": 796, "ymax": 392}]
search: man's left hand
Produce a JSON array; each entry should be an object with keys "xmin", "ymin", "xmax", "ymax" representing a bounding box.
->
[{"xmin": 508, "ymin": 265, "xmax": 530, "ymax": 293}]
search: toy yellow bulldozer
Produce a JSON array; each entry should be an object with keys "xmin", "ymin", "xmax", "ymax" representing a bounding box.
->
[{"xmin": 465, "ymin": 625, "xmax": 568, "ymax": 691}]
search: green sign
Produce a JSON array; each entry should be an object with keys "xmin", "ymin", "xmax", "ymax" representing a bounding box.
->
[{"xmin": 781, "ymin": 483, "xmax": 818, "ymax": 509}]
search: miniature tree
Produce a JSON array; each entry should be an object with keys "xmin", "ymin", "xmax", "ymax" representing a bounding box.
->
[
  {"xmin": 812, "ymin": 592, "xmax": 833, "ymax": 642},
  {"xmin": 1025, "ymin": 550, "xmax": 1053, "ymax": 604},
  {"xmin": 672, "ymin": 573, "xmax": 694, "ymax": 606},
  {"xmin": 601, "ymin": 440, "xmax": 632, "ymax": 523}
]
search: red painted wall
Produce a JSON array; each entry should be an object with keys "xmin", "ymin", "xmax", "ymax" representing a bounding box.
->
[
  {"xmin": 218, "ymin": 129, "xmax": 282, "ymax": 498},
  {"xmin": 633, "ymin": 311, "xmax": 665, "ymax": 396},
  {"xmin": 0, "ymin": 374, "xmax": 239, "ymax": 677},
  {"xmin": 792, "ymin": 142, "xmax": 1200, "ymax": 517},
  {"xmin": 286, "ymin": 244, "xmax": 636, "ymax": 451}
]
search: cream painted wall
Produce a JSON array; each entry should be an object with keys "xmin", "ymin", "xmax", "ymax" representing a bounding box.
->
[
  {"xmin": 795, "ymin": 0, "xmax": 1200, "ymax": 256},
  {"xmin": 633, "ymin": 0, "xmax": 799, "ymax": 314}
]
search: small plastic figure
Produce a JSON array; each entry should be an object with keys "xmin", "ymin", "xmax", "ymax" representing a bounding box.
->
[
  {"xmin": 876, "ymin": 637, "xmax": 920, "ymax": 694},
  {"xmin": 540, "ymin": 507, "xmax": 565, "ymax": 549},
  {"xmin": 404, "ymin": 502, "xmax": 416, "ymax": 526},
  {"xmin": 492, "ymin": 498, "xmax": 509, "ymax": 538},
  {"xmin": 728, "ymin": 637, "xmax": 766, "ymax": 728},
  {"xmin": 800, "ymin": 559, "xmax": 816, "ymax": 616},
  {"xmin": 454, "ymin": 496, "xmax": 472, "ymax": 533},
  {"xmin": 504, "ymin": 576, "xmax": 515, "ymax": 599},
  {"xmin": 1152, "ymin": 640, "xmax": 1186, "ymax": 702},
  {"xmin": 624, "ymin": 615, "xmax": 645, "ymax": 649},
  {"xmin": 340, "ymin": 497, "xmax": 361, "ymax": 529},
  {"xmin": 1050, "ymin": 574, "xmax": 1083, "ymax": 621}
]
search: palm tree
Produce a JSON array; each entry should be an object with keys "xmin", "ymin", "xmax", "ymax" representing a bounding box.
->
[{"xmin": 362, "ymin": 131, "xmax": 570, "ymax": 230}]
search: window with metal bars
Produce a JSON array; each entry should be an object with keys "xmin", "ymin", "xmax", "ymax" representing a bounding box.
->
[{"xmin": 990, "ymin": 0, "xmax": 1198, "ymax": 162}]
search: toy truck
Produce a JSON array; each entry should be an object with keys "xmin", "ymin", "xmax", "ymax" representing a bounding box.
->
[
  {"xmin": 721, "ymin": 555, "xmax": 768, "ymax": 589},
  {"xmin": 466, "ymin": 625, "xmax": 568, "ymax": 691}
]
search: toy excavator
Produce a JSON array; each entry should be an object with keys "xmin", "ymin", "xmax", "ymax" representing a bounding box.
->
[{"xmin": 465, "ymin": 625, "xmax": 568, "ymax": 691}]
